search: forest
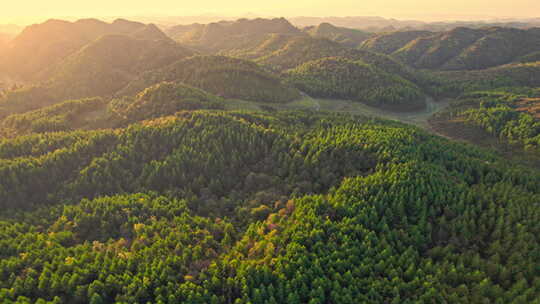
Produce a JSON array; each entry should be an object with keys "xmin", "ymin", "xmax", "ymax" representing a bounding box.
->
[
  {"xmin": 1, "ymin": 111, "xmax": 539, "ymax": 304},
  {"xmin": 0, "ymin": 15, "xmax": 539, "ymax": 304}
]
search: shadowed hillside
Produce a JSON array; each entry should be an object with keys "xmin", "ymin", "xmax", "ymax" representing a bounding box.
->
[
  {"xmin": 110, "ymin": 82, "xmax": 224, "ymax": 123},
  {"xmin": 119, "ymin": 55, "xmax": 301, "ymax": 103},
  {"xmin": 359, "ymin": 30, "xmax": 433, "ymax": 54},
  {"xmin": 393, "ymin": 27, "xmax": 540, "ymax": 70},
  {"xmin": 0, "ymin": 35, "xmax": 194, "ymax": 118},
  {"xmin": 0, "ymin": 82, "xmax": 225, "ymax": 137},
  {"xmin": 303, "ymin": 22, "xmax": 372, "ymax": 47},
  {"xmin": 285, "ymin": 57, "xmax": 426, "ymax": 110},
  {"xmin": 427, "ymin": 61, "xmax": 540, "ymax": 96},
  {"xmin": 226, "ymin": 34, "xmax": 419, "ymax": 82},
  {"xmin": 42, "ymin": 34, "xmax": 194, "ymax": 97},
  {"xmin": 165, "ymin": 18, "xmax": 303, "ymax": 52},
  {"xmin": 0, "ymin": 18, "xmax": 169, "ymax": 79}
]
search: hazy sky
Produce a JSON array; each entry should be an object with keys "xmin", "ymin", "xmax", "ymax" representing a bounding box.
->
[{"xmin": 1, "ymin": 0, "xmax": 539, "ymax": 24}]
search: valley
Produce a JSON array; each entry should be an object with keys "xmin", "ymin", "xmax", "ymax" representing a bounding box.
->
[{"xmin": 227, "ymin": 94, "xmax": 451, "ymax": 129}]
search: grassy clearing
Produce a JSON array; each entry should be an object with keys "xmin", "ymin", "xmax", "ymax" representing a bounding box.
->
[{"xmin": 224, "ymin": 95, "xmax": 451, "ymax": 128}]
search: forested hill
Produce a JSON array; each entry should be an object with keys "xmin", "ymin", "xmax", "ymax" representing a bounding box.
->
[
  {"xmin": 0, "ymin": 82, "xmax": 225, "ymax": 137},
  {"xmin": 425, "ymin": 61, "xmax": 540, "ymax": 97},
  {"xmin": 363, "ymin": 27, "xmax": 540, "ymax": 70},
  {"xmin": 0, "ymin": 111, "xmax": 539, "ymax": 303},
  {"xmin": 41, "ymin": 34, "xmax": 193, "ymax": 98},
  {"xmin": 359, "ymin": 30, "xmax": 433, "ymax": 54},
  {"xmin": 285, "ymin": 57, "xmax": 426, "ymax": 110},
  {"xmin": 1, "ymin": 15, "xmax": 540, "ymax": 304},
  {"xmin": 164, "ymin": 18, "xmax": 303, "ymax": 52},
  {"xmin": 225, "ymin": 33, "xmax": 418, "ymax": 83},
  {"xmin": 0, "ymin": 18, "xmax": 168, "ymax": 80},
  {"xmin": 118, "ymin": 55, "xmax": 301, "ymax": 103},
  {"xmin": 0, "ymin": 35, "xmax": 195, "ymax": 118},
  {"xmin": 303, "ymin": 22, "xmax": 372, "ymax": 47}
]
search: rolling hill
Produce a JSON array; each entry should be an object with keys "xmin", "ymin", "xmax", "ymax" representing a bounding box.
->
[
  {"xmin": 1, "ymin": 19, "xmax": 540, "ymax": 304},
  {"xmin": 0, "ymin": 18, "xmax": 169, "ymax": 79},
  {"xmin": 0, "ymin": 111, "xmax": 538, "ymax": 303},
  {"xmin": 429, "ymin": 88, "xmax": 540, "ymax": 166},
  {"xmin": 0, "ymin": 34, "xmax": 194, "ymax": 118},
  {"xmin": 0, "ymin": 97, "xmax": 109, "ymax": 137},
  {"xmin": 42, "ymin": 34, "xmax": 194, "ymax": 98},
  {"xmin": 0, "ymin": 82, "xmax": 225, "ymax": 137},
  {"xmin": 359, "ymin": 30, "xmax": 433, "ymax": 54},
  {"xmin": 165, "ymin": 18, "xmax": 303, "ymax": 52},
  {"xmin": 303, "ymin": 22, "xmax": 372, "ymax": 47},
  {"xmin": 427, "ymin": 61, "xmax": 540, "ymax": 96},
  {"xmin": 285, "ymin": 57, "xmax": 426, "ymax": 110},
  {"xmin": 392, "ymin": 27, "xmax": 540, "ymax": 70},
  {"xmin": 119, "ymin": 55, "xmax": 301, "ymax": 103},
  {"xmin": 110, "ymin": 82, "xmax": 224, "ymax": 122},
  {"xmin": 227, "ymin": 34, "xmax": 418, "ymax": 81}
]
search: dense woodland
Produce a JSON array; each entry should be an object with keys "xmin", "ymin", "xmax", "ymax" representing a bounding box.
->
[
  {"xmin": 285, "ymin": 57, "xmax": 425, "ymax": 109},
  {"xmin": 118, "ymin": 56, "xmax": 301, "ymax": 103},
  {"xmin": 431, "ymin": 88, "xmax": 540, "ymax": 151},
  {"xmin": 1, "ymin": 111, "xmax": 539, "ymax": 304},
  {"xmin": 0, "ymin": 16, "xmax": 539, "ymax": 304}
]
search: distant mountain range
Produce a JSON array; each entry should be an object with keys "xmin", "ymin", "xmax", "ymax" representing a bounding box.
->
[
  {"xmin": 289, "ymin": 16, "xmax": 540, "ymax": 32},
  {"xmin": 165, "ymin": 18, "xmax": 302, "ymax": 52},
  {"xmin": 0, "ymin": 18, "xmax": 169, "ymax": 79},
  {"xmin": 362, "ymin": 27, "xmax": 540, "ymax": 70},
  {"xmin": 149, "ymin": 15, "xmax": 540, "ymax": 32},
  {"xmin": 1, "ymin": 15, "xmax": 540, "ymax": 116}
]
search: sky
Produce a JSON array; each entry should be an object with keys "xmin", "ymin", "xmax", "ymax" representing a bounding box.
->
[{"xmin": 1, "ymin": 0, "xmax": 539, "ymax": 24}]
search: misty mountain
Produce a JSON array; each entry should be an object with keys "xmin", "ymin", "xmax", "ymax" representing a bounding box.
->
[
  {"xmin": 289, "ymin": 16, "xmax": 540, "ymax": 32},
  {"xmin": 392, "ymin": 27, "xmax": 540, "ymax": 70},
  {"xmin": 359, "ymin": 30, "xmax": 433, "ymax": 54},
  {"xmin": 165, "ymin": 17, "xmax": 303, "ymax": 52},
  {"xmin": 223, "ymin": 33, "xmax": 417, "ymax": 83},
  {"xmin": 0, "ymin": 34, "xmax": 194, "ymax": 118},
  {"xmin": 119, "ymin": 55, "xmax": 301, "ymax": 103},
  {"xmin": 0, "ymin": 12, "xmax": 540, "ymax": 304},
  {"xmin": 303, "ymin": 22, "xmax": 372, "ymax": 47},
  {"xmin": 0, "ymin": 18, "xmax": 170, "ymax": 79}
]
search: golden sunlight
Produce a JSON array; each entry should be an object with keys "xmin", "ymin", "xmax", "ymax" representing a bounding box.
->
[{"xmin": 1, "ymin": 0, "xmax": 539, "ymax": 24}]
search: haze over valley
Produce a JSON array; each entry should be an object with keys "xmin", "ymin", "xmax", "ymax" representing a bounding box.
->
[{"xmin": 0, "ymin": 2, "xmax": 539, "ymax": 303}]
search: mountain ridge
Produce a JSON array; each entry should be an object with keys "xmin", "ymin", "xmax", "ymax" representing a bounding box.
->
[{"xmin": 0, "ymin": 18, "xmax": 172, "ymax": 79}]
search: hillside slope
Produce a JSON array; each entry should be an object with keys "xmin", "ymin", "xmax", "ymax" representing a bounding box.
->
[
  {"xmin": 110, "ymin": 82, "xmax": 224, "ymax": 122},
  {"xmin": 0, "ymin": 111, "xmax": 538, "ymax": 303},
  {"xmin": 119, "ymin": 55, "xmax": 301, "ymax": 103},
  {"xmin": 430, "ymin": 88, "xmax": 540, "ymax": 158},
  {"xmin": 227, "ymin": 34, "xmax": 419, "ymax": 83},
  {"xmin": 0, "ymin": 18, "xmax": 168, "ymax": 79},
  {"xmin": 393, "ymin": 27, "xmax": 540, "ymax": 70},
  {"xmin": 426, "ymin": 61, "xmax": 540, "ymax": 96},
  {"xmin": 304, "ymin": 22, "xmax": 372, "ymax": 47},
  {"xmin": 285, "ymin": 57, "xmax": 426, "ymax": 110},
  {"xmin": 359, "ymin": 30, "xmax": 433, "ymax": 54},
  {"xmin": 43, "ymin": 34, "xmax": 194, "ymax": 98},
  {"xmin": 0, "ymin": 35, "xmax": 194, "ymax": 118},
  {"xmin": 165, "ymin": 18, "xmax": 303, "ymax": 52},
  {"xmin": 0, "ymin": 82, "xmax": 224, "ymax": 137}
]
